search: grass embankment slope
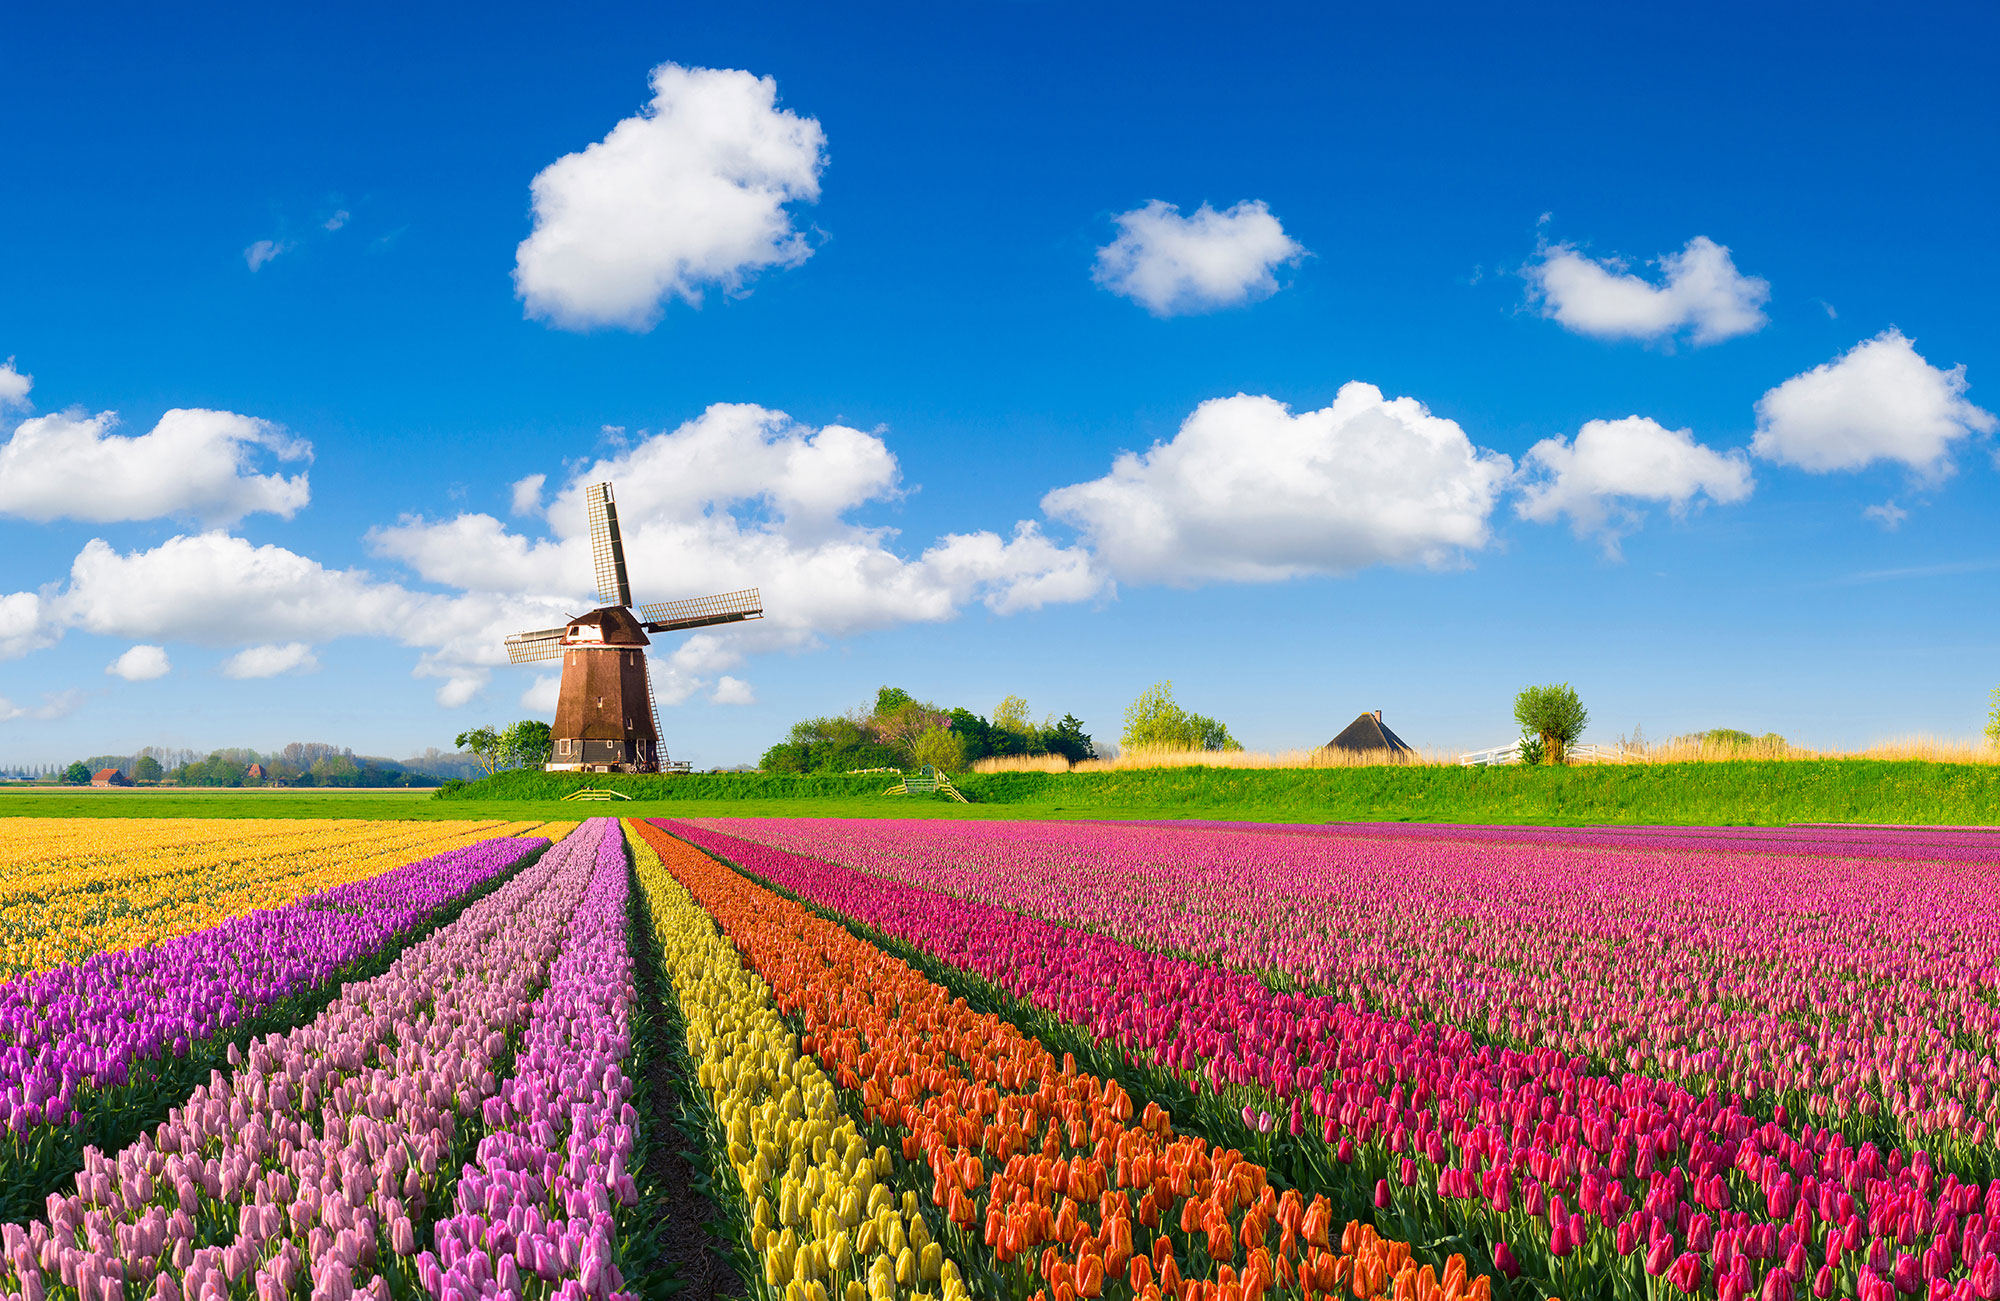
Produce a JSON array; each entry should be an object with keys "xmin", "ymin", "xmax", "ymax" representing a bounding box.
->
[
  {"xmin": 430, "ymin": 760, "xmax": 1999, "ymax": 826},
  {"xmin": 6, "ymin": 760, "xmax": 1994, "ymax": 824}
]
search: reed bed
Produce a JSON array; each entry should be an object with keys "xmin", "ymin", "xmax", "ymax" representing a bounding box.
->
[{"xmin": 971, "ymin": 733, "xmax": 1999, "ymax": 773}]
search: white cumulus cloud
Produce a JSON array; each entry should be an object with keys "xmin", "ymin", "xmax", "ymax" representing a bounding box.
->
[
  {"xmin": 0, "ymin": 407, "xmax": 311, "ymax": 524},
  {"xmin": 0, "ymin": 358, "xmax": 31, "ymax": 410},
  {"xmin": 0, "ymin": 592, "xmax": 56, "ymax": 661},
  {"xmin": 1516, "ymin": 416, "xmax": 1753, "ymax": 549},
  {"xmin": 1042, "ymin": 383, "xmax": 1513, "ymax": 585},
  {"xmin": 54, "ymin": 533, "xmax": 422, "ymax": 645},
  {"xmin": 1751, "ymin": 329, "xmax": 1995, "ymax": 477},
  {"xmin": 710, "ymin": 675, "xmax": 756, "ymax": 706},
  {"xmin": 521, "ymin": 674, "xmax": 561, "ymax": 712},
  {"xmin": 1526, "ymin": 236, "xmax": 1768, "ymax": 345},
  {"xmin": 107, "ymin": 644, "xmax": 171, "ymax": 681},
  {"xmin": 514, "ymin": 62, "xmax": 827, "ymax": 331},
  {"xmin": 222, "ymin": 642, "xmax": 320, "ymax": 679},
  {"xmin": 510, "ymin": 473, "xmax": 547, "ymax": 516},
  {"xmin": 1093, "ymin": 200, "xmax": 1306, "ymax": 316},
  {"xmin": 435, "ymin": 676, "xmax": 483, "ymax": 709}
]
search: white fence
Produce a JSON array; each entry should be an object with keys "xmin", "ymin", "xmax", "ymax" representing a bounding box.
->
[{"xmin": 1459, "ymin": 741, "xmax": 1629, "ymax": 767}]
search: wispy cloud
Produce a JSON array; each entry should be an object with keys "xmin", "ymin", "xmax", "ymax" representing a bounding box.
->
[
  {"xmin": 1827, "ymin": 557, "xmax": 2000, "ymax": 586},
  {"xmin": 244, "ymin": 238, "xmax": 294, "ymax": 271}
]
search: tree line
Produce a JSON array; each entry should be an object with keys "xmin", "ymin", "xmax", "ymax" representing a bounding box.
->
[
  {"xmin": 761, "ymin": 687, "xmax": 1097, "ymax": 774},
  {"xmin": 39, "ymin": 742, "xmax": 446, "ymax": 787}
]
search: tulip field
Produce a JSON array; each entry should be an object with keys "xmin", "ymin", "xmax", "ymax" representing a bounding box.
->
[{"xmin": 3, "ymin": 815, "xmax": 1997, "ymax": 1301}]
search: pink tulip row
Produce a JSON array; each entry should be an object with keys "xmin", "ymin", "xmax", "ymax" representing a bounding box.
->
[
  {"xmin": 0, "ymin": 818, "xmax": 617, "ymax": 1301},
  {"xmin": 1130, "ymin": 820, "xmax": 2000, "ymax": 868},
  {"xmin": 664, "ymin": 819, "xmax": 2000, "ymax": 1301},
  {"xmin": 418, "ymin": 818, "xmax": 639, "ymax": 1301},
  {"xmin": 685, "ymin": 816, "xmax": 2000, "ymax": 1158}
]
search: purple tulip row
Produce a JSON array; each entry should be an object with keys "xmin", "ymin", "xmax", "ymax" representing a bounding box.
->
[
  {"xmin": 418, "ymin": 818, "xmax": 639, "ymax": 1301},
  {"xmin": 664, "ymin": 819, "xmax": 2000, "ymax": 1301},
  {"xmin": 0, "ymin": 818, "xmax": 615, "ymax": 1301},
  {"xmin": 684, "ymin": 816, "xmax": 2000, "ymax": 1157},
  {"xmin": 0, "ymin": 835, "xmax": 549, "ymax": 1137}
]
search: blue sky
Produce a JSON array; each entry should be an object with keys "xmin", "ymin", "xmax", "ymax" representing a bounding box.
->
[{"xmin": 2, "ymin": 0, "xmax": 1996, "ymax": 766}]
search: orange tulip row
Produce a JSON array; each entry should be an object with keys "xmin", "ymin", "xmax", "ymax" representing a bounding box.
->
[{"xmin": 631, "ymin": 822, "xmax": 1490, "ymax": 1301}]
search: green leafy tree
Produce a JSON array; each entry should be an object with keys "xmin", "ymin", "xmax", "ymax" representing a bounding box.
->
[
  {"xmin": 761, "ymin": 716, "xmax": 901, "ymax": 774},
  {"xmin": 992, "ymin": 695, "xmax": 1033, "ymax": 735},
  {"xmin": 1514, "ymin": 682, "xmax": 1589, "ymax": 765},
  {"xmin": 873, "ymin": 686, "xmax": 916, "ymax": 718},
  {"xmin": 500, "ymin": 719, "xmax": 553, "ymax": 770},
  {"xmin": 947, "ymin": 708, "xmax": 995, "ymax": 762},
  {"xmin": 1038, "ymin": 713, "xmax": 1098, "ymax": 764},
  {"xmin": 1121, "ymin": 680, "xmax": 1239, "ymax": 753},
  {"xmin": 454, "ymin": 726, "xmax": 504, "ymax": 778},
  {"xmin": 62, "ymin": 761, "xmax": 91, "ymax": 785},
  {"xmin": 873, "ymin": 695, "xmax": 951, "ymax": 762},
  {"xmin": 910, "ymin": 726, "xmax": 969, "ymax": 772},
  {"xmin": 1988, "ymin": 686, "xmax": 2000, "ymax": 748},
  {"xmin": 133, "ymin": 755, "xmax": 163, "ymax": 784},
  {"xmin": 310, "ymin": 754, "xmax": 360, "ymax": 783}
]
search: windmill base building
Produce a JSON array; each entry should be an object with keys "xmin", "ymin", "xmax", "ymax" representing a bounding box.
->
[{"xmin": 504, "ymin": 483, "xmax": 762, "ymax": 774}]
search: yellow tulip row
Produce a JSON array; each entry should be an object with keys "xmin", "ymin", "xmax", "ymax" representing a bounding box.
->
[
  {"xmin": 0, "ymin": 817, "xmax": 545, "ymax": 978},
  {"xmin": 629, "ymin": 828, "xmax": 972, "ymax": 1301}
]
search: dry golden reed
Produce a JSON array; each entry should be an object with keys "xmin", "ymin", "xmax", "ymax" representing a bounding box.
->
[{"xmin": 971, "ymin": 733, "xmax": 2000, "ymax": 773}]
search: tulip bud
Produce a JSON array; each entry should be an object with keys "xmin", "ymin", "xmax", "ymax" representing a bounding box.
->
[{"xmin": 1492, "ymin": 1243, "xmax": 1519, "ymax": 1279}]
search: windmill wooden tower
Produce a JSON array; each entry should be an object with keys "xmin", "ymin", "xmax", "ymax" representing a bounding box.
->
[{"xmin": 502, "ymin": 483, "xmax": 762, "ymax": 773}]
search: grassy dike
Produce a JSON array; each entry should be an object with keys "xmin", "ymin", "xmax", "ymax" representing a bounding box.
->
[
  {"xmin": 426, "ymin": 759, "xmax": 2000, "ymax": 826},
  {"xmin": 9, "ymin": 759, "xmax": 1995, "ymax": 824}
]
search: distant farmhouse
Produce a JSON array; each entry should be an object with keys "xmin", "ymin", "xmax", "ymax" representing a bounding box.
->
[
  {"xmin": 90, "ymin": 768, "xmax": 132, "ymax": 788},
  {"xmin": 1326, "ymin": 710, "xmax": 1415, "ymax": 756}
]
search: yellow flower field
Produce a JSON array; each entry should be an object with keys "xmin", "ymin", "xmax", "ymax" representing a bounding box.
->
[
  {"xmin": 0, "ymin": 818, "xmax": 549, "ymax": 978},
  {"xmin": 631, "ymin": 827, "xmax": 972, "ymax": 1301}
]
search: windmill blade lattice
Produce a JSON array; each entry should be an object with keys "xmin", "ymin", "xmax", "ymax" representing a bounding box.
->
[
  {"xmin": 636, "ymin": 588, "xmax": 763, "ymax": 632},
  {"xmin": 585, "ymin": 482, "xmax": 633, "ymax": 609}
]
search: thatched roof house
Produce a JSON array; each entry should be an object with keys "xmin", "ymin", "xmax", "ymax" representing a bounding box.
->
[{"xmin": 1326, "ymin": 710, "xmax": 1414, "ymax": 755}]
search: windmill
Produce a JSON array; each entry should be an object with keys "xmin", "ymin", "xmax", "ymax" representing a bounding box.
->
[{"xmin": 502, "ymin": 482, "xmax": 762, "ymax": 773}]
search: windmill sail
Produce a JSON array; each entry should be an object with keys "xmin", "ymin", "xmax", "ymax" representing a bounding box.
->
[
  {"xmin": 503, "ymin": 629, "xmax": 568, "ymax": 664},
  {"xmin": 637, "ymin": 588, "xmax": 764, "ymax": 633},
  {"xmin": 585, "ymin": 482, "xmax": 632, "ymax": 609}
]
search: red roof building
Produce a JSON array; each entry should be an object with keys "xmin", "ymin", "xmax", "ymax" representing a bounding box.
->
[
  {"xmin": 245, "ymin": 763, "xmax": 266, "ymax": 780},
  {"xmin": 90, "ymin": 768, "xmax": 132, "ymax": 788}
]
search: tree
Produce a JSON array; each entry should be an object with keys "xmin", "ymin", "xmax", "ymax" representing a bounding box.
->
[
  {"xmin": 947, "ymin": 708, "xmax": 995, "ymax": 762},
  {"xmin": 454, "ymin": 726, "xmax": 504, "ymax": 777},
  {"xmin": 62, "ymin": 761, "xmax": 91, "ymax": 785},
  {"xmin": 1513, "ymin": 683, "xmax": 1589, "ymax": 765},
  {"xmin": 310, "ymin": 754, "xmax": 360, "ymax": 783},
  {"xmin": 910, "ymin": 726, "xmax": 968, "ymax": 772},
  {"xmin": 501, "ymin": 719, "xmax": 553, "ymax": 770},
  {"xmin": 1039, "ymin": 713, "xmax": 1098, "ymax": 764},
  {"xmin": 1121, "ymin": 681, "xmax": 1239, "ymax": 753},
  {"xmin": 873, "ymin": 696, "xmax": 950, "ymax": 762},
  {"xmin": 992, "ymin": 695, "xmax": 1033, "ymax": 736},
  {"xmin": 1989, "ymin": 686, "xmax": 2000, "ymax": 749}
]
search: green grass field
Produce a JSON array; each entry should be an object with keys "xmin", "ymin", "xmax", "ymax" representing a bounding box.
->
[{"xmin": 8, "ymin": 758, "xmax": 1995, "ymax": 825}]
